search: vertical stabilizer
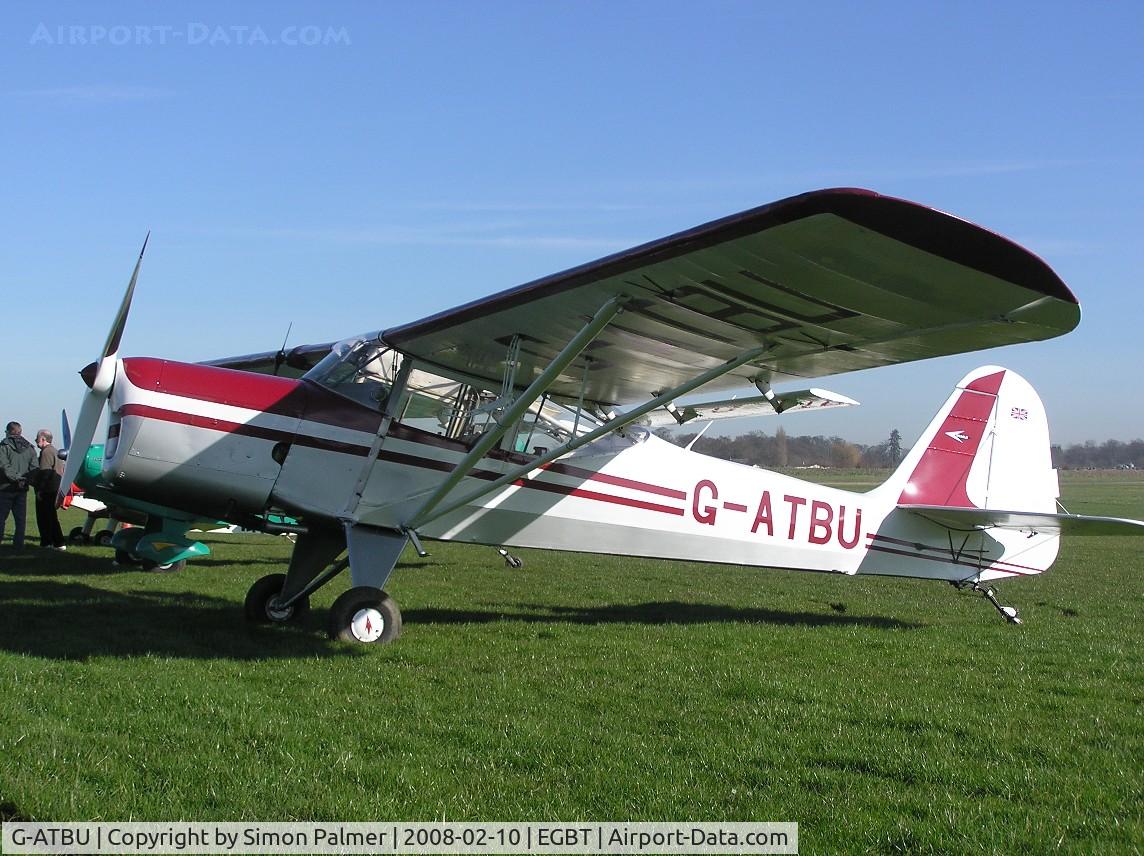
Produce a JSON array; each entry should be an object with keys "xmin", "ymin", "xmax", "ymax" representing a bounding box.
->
[{"xmin": 877, "ymin": 366, "xmax": 1058, "ymax": 513}]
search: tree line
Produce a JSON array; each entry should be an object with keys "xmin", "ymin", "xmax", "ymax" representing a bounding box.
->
[
  {"xmin": 662, "ymin": 428, "xmax": 1142, "ymax": 470},
  {"xmin": 1051, "ymin": 439, "xmax": 1143, "ymax": 470}
]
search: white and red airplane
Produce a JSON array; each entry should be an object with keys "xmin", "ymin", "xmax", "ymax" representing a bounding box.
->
[{"xmin": 59, "ymin": 188, "xmax": 1143, "ymax": 644}]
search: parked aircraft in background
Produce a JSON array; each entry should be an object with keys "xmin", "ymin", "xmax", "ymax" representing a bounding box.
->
[{"xmin": 58, "ymin": 189, "xmax": 1144, "ymax": 644}]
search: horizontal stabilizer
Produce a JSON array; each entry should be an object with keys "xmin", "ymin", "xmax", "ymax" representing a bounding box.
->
[
  {"xmin": 902, "ymin": 505, "xmax": 1144, "ymax": 536},
  {"xmin": 639, "ymin": 389, "xmax": 858, "ymax": 428}
]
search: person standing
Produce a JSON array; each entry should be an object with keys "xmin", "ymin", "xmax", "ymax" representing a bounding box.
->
[
  {"xmin": 34, "ymin": 429, "xmax": 66, "ymax": 550},
  {"xmin": 0, "ymin": 421, "xmax": 39, "ymax": 551}
]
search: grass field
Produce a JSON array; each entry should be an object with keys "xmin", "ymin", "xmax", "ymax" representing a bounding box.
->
[{"xmin": 1, "ymin": 471, "xmax": 1141, "ymax": 853}]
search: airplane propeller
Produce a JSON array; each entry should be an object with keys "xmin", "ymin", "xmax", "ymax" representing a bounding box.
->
[
  {"xmin": 57, "ymin": 234, "xmax": 148, "ymax": 506},
  {"xmin": 60, "ymin": 408, "xmax": 72, "ymax": 457}
]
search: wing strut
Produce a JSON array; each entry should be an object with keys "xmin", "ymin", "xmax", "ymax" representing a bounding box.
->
[
  {"xmin": 404, "ymin": 296, "xmax": 626, "ymax": 528},
  {"xmin": 339, "ymin": 355, "xmax": 415, "ymax": 521},
  {"xmin": 406, "ymin": 342, "xmax": 771, "ymax": 530}
]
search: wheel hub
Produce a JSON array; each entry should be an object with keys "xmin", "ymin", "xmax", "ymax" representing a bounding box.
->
[
  {"xmin": 265, "ymin": 597, "xmax": 294, "ymax": 622},
  {"xmin": 350, "ymin": 607, "xmax": 385, "ymax": 642}
]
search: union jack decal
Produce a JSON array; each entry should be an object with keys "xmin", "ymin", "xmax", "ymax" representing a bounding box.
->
[{"xmin": 1010, "ymin": 407, "xmax": 1028, "ymax": 420}]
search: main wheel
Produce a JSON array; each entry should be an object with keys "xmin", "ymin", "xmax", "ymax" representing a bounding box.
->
[
  {"xmin": 114, "ymin": 548, "xmax": 143, "ymax": 566},
  {"xmin": 143, "ymin": 559, "xmax": 186, "ymax": 573},
  {"xmin": 328, "ymin": 587, "xmax": 402, "ymax": 644},
  {"xmin": 244, "ymin": 573, "xmax": 311, "ymax": 624}
]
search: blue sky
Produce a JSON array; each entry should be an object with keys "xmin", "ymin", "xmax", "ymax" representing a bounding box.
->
[{"xmin": 2, "ymin": 1, "xmax": 1141, "ymax": 448}]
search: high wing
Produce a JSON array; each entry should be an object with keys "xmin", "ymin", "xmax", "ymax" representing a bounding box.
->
[
  {"xmin": 904, "ymin": 505, "xmax": 1144, "ymax": 536},
  {"xmin": 637, "ymin": 388, "xmax": 858, "ymax": 428},
  {"xmin": 382, "ymin": 188, "xmax": 1078, "ymax": 408}
]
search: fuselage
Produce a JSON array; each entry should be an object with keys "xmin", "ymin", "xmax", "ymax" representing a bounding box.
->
[{"xmin": 101, "ymin": 356, "xmax": 1054, "ymax": 584}]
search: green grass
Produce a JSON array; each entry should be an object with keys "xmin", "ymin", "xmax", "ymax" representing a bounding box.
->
[{"xmin": 1, "ymin": 472, "xmax": 1142, "ymax": 853}]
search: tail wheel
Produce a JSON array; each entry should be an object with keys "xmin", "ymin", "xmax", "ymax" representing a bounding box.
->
[
  {"xmin": 244, "ymin": 573, "xmax": 311, "ymax": 624},
  {"xmin": 328, "ymin": 587, "xmax": 402, "ymax": 645}
]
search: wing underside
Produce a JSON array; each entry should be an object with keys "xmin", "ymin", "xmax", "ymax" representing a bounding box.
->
[
  {"xmin": 382, "ymin": 188, "xmax": 1078, "ymax": 408},
  {"xmin": 637, "ymin": 388, "xmax": 858, "ymax": 428},
  {"xmin": 203, "ymin": 189, "xmax": 1078, "ymax": 409}
]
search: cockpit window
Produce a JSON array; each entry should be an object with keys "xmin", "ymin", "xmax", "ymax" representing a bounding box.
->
[
  {"xmin": 304, "ymin": 335, "xmax": 604, "ymax": 455},
  {"xmin": 304, "ymin": 335, "xmax": 394, "ymax": 410}
]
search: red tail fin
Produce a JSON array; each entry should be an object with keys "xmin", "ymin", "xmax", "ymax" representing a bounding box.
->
[
  {"xmin": 896, "ymin": 369, "xmax": 1005, "ymax": 507},
  {"xmin": 877, "ymin": 366, "xmax": 1058, "ymax": 514}
]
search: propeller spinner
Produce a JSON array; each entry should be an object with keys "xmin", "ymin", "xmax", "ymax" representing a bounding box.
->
[{"xmin": 57, "ymin": 235, "xmax": 148, "ymax": 506}]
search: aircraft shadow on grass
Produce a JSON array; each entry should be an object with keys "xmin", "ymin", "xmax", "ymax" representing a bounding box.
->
[
  {"xmin": 1, "ymin": 577, "xmax": 921, "ymax": 662},
  {"xmin": 405, "ymin": 601, "xmax": 922, "ymax": 631},
  {"xmin": 0, "ymin": 799, "xmax": 30, "ymax": 823},
  {"xmin": 1, "ymin": 546, "xmax": 917, "ymax": 659},
  {"xmin": 0, "ymin": 548, "xmax": 282, "ymax": 579},
  {"xmin": 0, "ymin": 579, "xmax": 355, "ymax": 661}
]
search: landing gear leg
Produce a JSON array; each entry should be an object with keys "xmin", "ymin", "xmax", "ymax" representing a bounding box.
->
[
  {"xmin": 244, "ymin": 528, "xmax": 344, "ymax": 627},
  {"xmin": 327, "ymin": 524, "xmax": 410, "ymax": 645},
  {"xmin": 497, "ymin": 548, "xmax": 524, "ymax": 569},
  {"xmin": 242, "ymin": 524, "xmax": 411, "ymax": 646},
  {"xmin": 972, "ymin": 583, "xmax": 1023, "ymax": 625}
]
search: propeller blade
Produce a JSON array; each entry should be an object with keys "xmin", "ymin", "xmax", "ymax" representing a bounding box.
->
[
  {"xmin": 57, "ymin": 389, "xmax": 105, "ymax": 505},
  {"xmin": 98, "ymin": 231, "xmax": 148, "ymax": 366},
  {"xmin": 57, "ymin": 236, "xmax": 148, "ymax": 505},
  {"xmin": 60, "ymin": 409, "xmax": 72, "ymax": 458}
]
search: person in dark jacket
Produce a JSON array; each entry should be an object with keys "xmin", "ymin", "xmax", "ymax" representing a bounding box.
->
[
  {"xmin": 33, "ymin": 429, "xmax": 66, "ymax": 550},
  {"xmin": 0, "ymin": 421, "xmax": 39, "ymax": 550}
]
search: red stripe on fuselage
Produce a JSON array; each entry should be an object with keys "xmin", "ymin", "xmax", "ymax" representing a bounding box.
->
[
  {"xmin": 865, "ymin": 542, "xmax": 1038, "ymax": 576},
  {"xmin": 121, "ymin": 403, "xmax": 686, "ymax": 518},
  {"xmin": 116, "ymin": 381, "xmax": 687, "ymax": 516},
  {"xmin": 541, "ymin": 461, "xmax": 688, "ymax": 500},
  {"xmin": 118, "ymin": 404, "xmax": 372, "ymax": 457},
  {"xmin": 124, "ymin": 357, "xmax": 308, "ymax": 415},
  {"xmin": 122, "ymin": 358, "xmax": 385, "ymax": 434},
  {"xmin": 865, "ymin": 531, "xmax": 1042, "ymax": 575},
  {"xmin": 386, "ymin": 424, "xmax": 688, "ymax": 499},
  {"xmin": 122, "ymin": 358, "xmax": 690, "ymax": 503},
  {"xmin": 508, "ymin": 478, "xmax": 686, "ymax": 516}
]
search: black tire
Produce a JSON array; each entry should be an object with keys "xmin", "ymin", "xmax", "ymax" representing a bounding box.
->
[
  {"xmin": 69, "ymin": 526, "xmax": 89, "ymax": 545},
  {"xmin": 244, "ymin": 573, "xmax": 310, "ymax": 624},
  {"xmin": 95, "ymin": 530, "xmax": 114, "ymax": 547},
  {"xmin": 143, "ymin": 559, "xmax": 186, "ymax": 574},
  {"xmin": 114, "ymin": 548, "xmax": 143, "ymax": 566},
  {"xmin": 328, "ymin": 587, "xmax": 402, "ymax": 644}
]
